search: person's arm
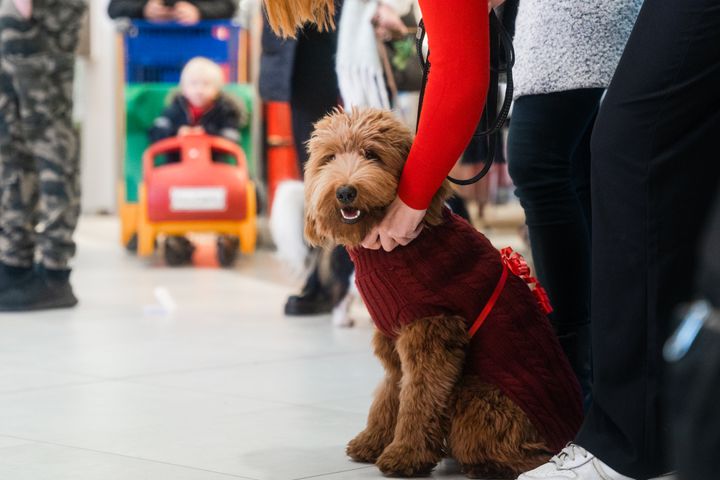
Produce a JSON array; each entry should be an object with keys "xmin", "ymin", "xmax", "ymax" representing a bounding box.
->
[
  {"xmin": 149, "ymin": 116, "xmax": 177, "ymax": 142},
  {"xmin": 107, "ymin": 0, "xmax": 147, "ymax": 19},
  {"xmin": 149, "ymin": 103, "xmax": 182, "ymax": 143},
  {"xmin": 361, "ymin": 0, "xmax": 490, "ymax": 251},
  {"xmin": 397, "ymin": 0, "xmax": 490, "ymax": 210},
  {"xmin": 191, "ymin": 0, "xmax": 237, "ymax": 19}
]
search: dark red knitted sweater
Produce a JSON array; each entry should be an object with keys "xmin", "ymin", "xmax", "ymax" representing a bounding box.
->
[{"xmin": 347, "ymin": 210, "xmax": 583, "ymax": 452}]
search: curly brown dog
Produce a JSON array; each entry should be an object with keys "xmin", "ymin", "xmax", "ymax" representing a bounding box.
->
[{"xmin": 304, "ymin": 108, "xmax": 583, "ymax": 478}]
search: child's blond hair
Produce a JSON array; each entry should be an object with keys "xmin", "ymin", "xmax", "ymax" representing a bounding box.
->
[
  {"xmin": 262, "ymin": 0, "xmax": 335, "ymax": 38},
  {"xmin": 180, "ymin": 57, "xmax": 226, "ymax": 90}
]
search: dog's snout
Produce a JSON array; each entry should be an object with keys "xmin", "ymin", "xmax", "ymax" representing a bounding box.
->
[{"xmin": 336, "ymin": 185, "xmax": 357, "ymax": 204}]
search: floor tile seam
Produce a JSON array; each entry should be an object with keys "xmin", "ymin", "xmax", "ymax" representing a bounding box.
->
[
  {"xmin": 102, "ymin": 377, "xmax": 370, "ymax": 417},
  {"xmin": 0, "ymin": 348, "xmax": 370, "ymax": 384},
  {"xmin": 0, "ymin": 433, "xmax": 260, "ymax": 480},
  {"xmin": 2, "ymin": 364, "xmax": 110, "ymax": 381},
  {"xmin": 0, "ymin": 376, "xmax": 310, "ymax": 415},
  {"xmin": 109, "ymin": 349, "xmax": 372, "ymax": 381},
  {"xmin": 285, "ymin": 403, "xmax": 367, "ymax": 419},
  {"xmin": 290, "ymin": 465, "xmax": 374, "ymax": 480},
  {"xmin": 0, "ymin": 374, "xmax": 367, "ymax": 413},
  {"xmin": 115, "ymin": 377, "xmax": 304, "ymax": 408},
  {"xmin": 0, "ymin": 379, "xmax": 114, "ymax": 396},
  {"xmin": 0, "ymin": 377, "xmax": 331, "ymax": 415}
]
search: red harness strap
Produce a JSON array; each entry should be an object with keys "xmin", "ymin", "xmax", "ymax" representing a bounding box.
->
[
  {"xmin": 469, "ymin": 261, "xmax": 508, "ymax": 338},
  {"xmin": 469, "ymin": 247, "xmax": 553, "ymax": 339}
]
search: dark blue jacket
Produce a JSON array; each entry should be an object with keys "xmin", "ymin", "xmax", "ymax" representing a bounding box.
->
[
  {"xmin": 148, "ymin": 92, "xmax": 248, "ymax": 144},
  {"xmin": 258, "ymin": 20, "xmax": 297, "ymax": 102}
]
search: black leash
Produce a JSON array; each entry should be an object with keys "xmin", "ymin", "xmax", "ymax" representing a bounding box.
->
[{"xmin": 415, "ymin": 10, "xmax": 515, "ymax": 186}]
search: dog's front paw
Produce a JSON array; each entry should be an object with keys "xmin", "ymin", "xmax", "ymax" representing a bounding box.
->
[
  {"xmin": 376, "ymin": 442, "xmax": 439, "ymax": 477},
  {"xmin": 346, "ymin": 430, "xmax": 389, "ymax": 463}
]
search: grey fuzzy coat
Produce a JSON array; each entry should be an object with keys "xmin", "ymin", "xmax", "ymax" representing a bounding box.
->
[{"xmin": 512, "ymin": 0, "xmax": 643, "ymax": 98}]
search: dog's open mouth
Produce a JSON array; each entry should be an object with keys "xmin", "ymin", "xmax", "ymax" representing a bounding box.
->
[{"xmin": 340, "ymin": 207, "xmax": 362, "ymax": 224}]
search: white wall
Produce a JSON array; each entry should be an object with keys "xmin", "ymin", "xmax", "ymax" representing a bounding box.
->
[{"xmin": 78, "ymin": 1, "xmax": 119, "ymax": 213}]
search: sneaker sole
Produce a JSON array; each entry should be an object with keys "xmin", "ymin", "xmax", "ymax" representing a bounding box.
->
[{"xmin": 0, "ymin": 298, "xmax": 78, "ymax": 312}]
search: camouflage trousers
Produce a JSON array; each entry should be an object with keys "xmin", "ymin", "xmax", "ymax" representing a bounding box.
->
[{"xmin": 0, "ymin": 0, "xmax": 86, "ymax": 269}]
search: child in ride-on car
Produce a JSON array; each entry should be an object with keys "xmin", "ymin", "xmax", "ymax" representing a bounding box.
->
[{"xmin": 149, "ymin": 56, "xmax": 249, "ymax": 266}]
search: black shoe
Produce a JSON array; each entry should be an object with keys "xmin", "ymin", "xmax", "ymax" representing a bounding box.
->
[
  {"xmin": 284, "ymin": 289, "xmax": 334, "ymax": 315},
  {"xmin": 284, "ymin": 263, "xmax": 335, "ymax": 315},
  {"xmin": 0, "ymin": 266, "xmax": 77, "ymax": 312},
  {"xmin": 0, "ymin": 262, "xmax": 33, "ymax": 292},
  {"xmin": 285, "ymin": 246, "xmax": 354, "ymax": 316},
  {"xmin": 164, "ymin": 236, "xmax": 195, "ymax": 266},
  {"xmin": 125, "ymin": 233, "xmax": 138, "ymax": 253}
]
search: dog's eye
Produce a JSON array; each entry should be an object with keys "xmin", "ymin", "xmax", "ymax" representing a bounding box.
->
[
  {"xmin": 321, "ymin": 155, "xmax": 335, "ymax": 164},
  {"xmin": 363, "ymin": 149, "xmax": 380, "ymax": 162}
]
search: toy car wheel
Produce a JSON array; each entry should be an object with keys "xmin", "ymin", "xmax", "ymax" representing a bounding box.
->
[
  {"xmin": 164, "ymin": 236, "xmax": 195, "ymax": 266},
  {"xmin": 125, "ymin": 233, "xmax": 138, "ymax": 253},
  {"xmin": 217, "ymin": 235, "xmax": 240, "ymax": 268}
]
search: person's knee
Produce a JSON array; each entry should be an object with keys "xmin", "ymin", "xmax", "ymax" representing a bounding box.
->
[
  {"xmin": 508, "ymin": 148, "xmax": 566, "ymax": 202},
  {"xmin": 508, "ymin": 140, "xmax": 581, "ymax": 225},
  {"xmin": 507, "ymin": 148, "xmax": 538, "ymax": 191}
]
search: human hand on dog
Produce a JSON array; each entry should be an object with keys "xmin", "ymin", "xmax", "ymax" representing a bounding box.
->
[{"xmin": 361, "ymin": 197, "xmax": 425, "ymax": 251}]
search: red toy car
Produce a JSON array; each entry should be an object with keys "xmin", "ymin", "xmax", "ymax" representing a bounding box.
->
[{"xmin": 137, "ymin": 133, "xmax": 257, "ymax": 263}]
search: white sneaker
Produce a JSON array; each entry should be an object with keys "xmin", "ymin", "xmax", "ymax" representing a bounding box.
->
[{"xmin": 517, "ymin": 444, "xmax": 634, "ymax": 480}]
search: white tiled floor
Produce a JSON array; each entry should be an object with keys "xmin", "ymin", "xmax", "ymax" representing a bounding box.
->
[{"xmin": 0, "ymin": 216, "xmax": 524, "ymax": 480}]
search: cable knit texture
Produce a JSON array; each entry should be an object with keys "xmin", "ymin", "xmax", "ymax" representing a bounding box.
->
[
  {"xmin": 348, "ymin": 209, "xmax": 583, "ymax": 452},
  {"xmin": 512, "ymin": 0, "xmax": 642, "ymax": 98}
]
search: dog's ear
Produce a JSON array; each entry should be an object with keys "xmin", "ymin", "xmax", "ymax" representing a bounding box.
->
[
  {"xmin": 304, "ymin": 212, "xmax": 325, "ymax": 247},
  {"xmin": 424, "ymin": 180, "xmax": 454, "ymax": 226}
]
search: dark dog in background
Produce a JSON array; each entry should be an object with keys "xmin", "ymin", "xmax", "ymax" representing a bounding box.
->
[{"xmin": 304, "ymin": 108, "xmax": 583, "ymax": 478}]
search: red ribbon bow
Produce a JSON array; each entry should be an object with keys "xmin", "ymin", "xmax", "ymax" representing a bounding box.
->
[{"xmin": 500, "ymin": 247, "xmax": 553, "ymax": 315}]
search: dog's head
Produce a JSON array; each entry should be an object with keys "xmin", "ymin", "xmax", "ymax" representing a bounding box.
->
[{"xmin": 304, "ymin": 108, "xmax": 452, "ymax": 247}]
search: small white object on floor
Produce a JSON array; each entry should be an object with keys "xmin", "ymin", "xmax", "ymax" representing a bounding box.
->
[{"xmin": 143, "ymin": 286, "xmax": 177, "ymax": 316}]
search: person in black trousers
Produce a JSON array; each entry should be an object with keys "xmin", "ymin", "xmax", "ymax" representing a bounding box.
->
[
  {"xmin": 507, "ymin": 0, "xmax": 641, "ymax": 410},
  {"xmin": 260, "ymin": 10, "xmax": 354, "ymax": 315},
  {"xmin": 508, "ymin": 90, "xmax": 602, "ymax": 409},
  {"xmin": 518, "ymin": 0, "xmax": 720, "ymax": 479}
]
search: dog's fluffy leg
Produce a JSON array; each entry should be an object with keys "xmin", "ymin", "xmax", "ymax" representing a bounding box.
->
[
  {"xmin": 447, "ymin": 377, "xmax": 551, "ymax": 478},
  {"xmin": 346, "ymin": 331, "xmax": 402, "ymax": 463},
  {"xmin": 270, "ymin": 180, "xmax": 309, "ymax": 276},
  {"xmin": 375, "ymin": 315, "xmax": 468, "ymax": 477}
]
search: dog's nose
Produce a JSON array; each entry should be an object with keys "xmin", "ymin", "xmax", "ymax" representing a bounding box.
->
[{"xmin": 336, "ymin": 185, "xmax": 357, "ymax": 204}]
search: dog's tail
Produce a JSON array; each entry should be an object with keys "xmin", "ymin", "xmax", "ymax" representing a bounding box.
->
[{"xmin": 270, "ymin": 180, "xmax": 309, "ymax": 276}]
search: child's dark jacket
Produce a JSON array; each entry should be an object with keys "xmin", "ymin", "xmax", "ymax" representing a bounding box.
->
[{"xmin": 149, "ymin": 92, "xmax": 247, "ymax": 144}]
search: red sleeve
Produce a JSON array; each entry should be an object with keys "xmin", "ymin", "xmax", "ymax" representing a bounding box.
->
[{"xmin": 397, "ymin": 0, "xmax": 490, "ymax": 210}]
